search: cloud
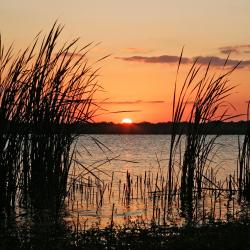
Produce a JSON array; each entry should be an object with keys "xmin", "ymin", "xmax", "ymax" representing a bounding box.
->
[
  {"xmin": 122, "ymin": 47, "xmax": 154, "ymax": 54},
  {"xmin": 116, "ymin": 54, "xmax": 250, "ymax": 68},
  {"xmin": 115, "ymin": 55, "xmax": 190, "ymax": 64},
  {"xmin": 103, "ymin": 100, "xmax": 165, "ymax": 105},
  {"xmin": 193, "ymin": 56, "xmax": 242, "ymax": 67},
  {"xmin": 61, "ymin": 52, "xmax": 83, "ymax": 58},
  {"xmin": 219, "ymin": 45, "xmax": 250, "ymax": 55},
  {"xmin": 110, "ymin": 110, "xmax": 142, "ymax": 113}
]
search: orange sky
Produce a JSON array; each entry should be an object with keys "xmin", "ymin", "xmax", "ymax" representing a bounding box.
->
[{"xmin": 1, "ymin": 0, "xmax": 250, "ymax": 123}]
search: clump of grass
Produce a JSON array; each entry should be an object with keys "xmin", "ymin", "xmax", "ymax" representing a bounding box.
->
[
  {"xmin": 0, "ymin": 35, "xmax": 33, "ymax": 216},
  {"xmin": 22, "ymin": 23, "xmax": 100, "ymax": 215},
  {"xmin": 0, "ymin": 22, "xmax": 102, "ymax": 219},
  {"xmin": 238, "ymin": 102, "xmax": 250, "ymax": 200},
  {"xmin": 1, "ymin": 218, "xmax": 250, "ymax": 250},
  {"xmin": 167, "ymin": 52, "xmax": 239, "ymax": 220}
]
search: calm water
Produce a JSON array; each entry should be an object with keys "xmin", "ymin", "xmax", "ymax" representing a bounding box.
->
[{"xmin": 66, "ymin": 134, "xmax": 243, "ymax": 228}]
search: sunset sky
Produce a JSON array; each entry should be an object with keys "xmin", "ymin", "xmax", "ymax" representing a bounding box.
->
[{"xmin": 1, "ymin": 0, "xmax": 250, "ymax": 123}]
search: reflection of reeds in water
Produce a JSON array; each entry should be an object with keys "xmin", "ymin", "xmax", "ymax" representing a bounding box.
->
[{"xmin": 0, "ymin": 23, "xmax": 100, "ymax": 219}]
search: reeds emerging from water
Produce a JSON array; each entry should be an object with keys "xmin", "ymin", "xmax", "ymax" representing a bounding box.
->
[
  {"xmin": 167, "ymin": 54, "xmax": 239, "ymax": 220},
  {"xmin": 14, "ymin": 46, "xmax": 244, "ymax": 228},
  {"xmin": 238, "ymin": 103, "xmax": 250, "ymax": 200},
  {"xmin": 0, "ymin": 23, "xmax": 249, "ymax": 235},
  {"xmin": 66, "ymin": 162, "xmax": 245, "ymax": 229},
  {"xmin": 0, "ymin": 23, "xmax": 100, "ymax": 220}
]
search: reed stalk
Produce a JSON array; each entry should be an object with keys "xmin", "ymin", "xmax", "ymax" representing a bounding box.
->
[
  {"xmin": 168, "ymin": 54, "xmax": 239, "ymax": 220},
  {"xmin": 238, "ymin": 102, "xmax": 250, "ymax": 200},
  {"xmin": 0, "ymin": 22, "xmax": 101, "ymax": 219}
]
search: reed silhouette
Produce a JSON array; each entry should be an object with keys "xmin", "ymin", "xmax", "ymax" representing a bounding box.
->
[
  {"xmin": 1, "ymin": 23, "xmax": 250, "ymax": 250},
  {"xmin": 0, "ymin": 23, "xmax": 101, "ymax": 220},
  {"xmin": 238, "ymin": 103, "xmax": 250, "ymax": 201},
  {"xmin": 167, "ymin": 51, "xmax": 240, "ymax": 220}
]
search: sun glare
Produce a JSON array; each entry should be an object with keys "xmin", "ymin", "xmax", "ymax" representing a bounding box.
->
[{"xmin": 121, "ymin": 118, "xmax": 133, "ymax": 124}]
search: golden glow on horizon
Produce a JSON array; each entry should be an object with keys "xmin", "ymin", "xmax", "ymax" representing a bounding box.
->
[
  {"xmin": 121, "ymin": 118, "xmax": 133, "ymax": 124},
  {"xmin": 1, "ymin": 1, "xmax": 250, "ymax": 123}
]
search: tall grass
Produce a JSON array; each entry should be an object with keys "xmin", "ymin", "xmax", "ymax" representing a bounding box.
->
[
  {"xmin": 0, "ymin": 36, "xmax": 33, "ymax": 215},
  {"xmin": 238, "ymin": 102, "xmax": 250, "ymax": 200},
  {"xmin": 0, "ymin": 23, "xmax": 101, "ymax": 219},
  {"xmin": 168, "ymin": 54, "xmax": 239, "ymax": 220}
]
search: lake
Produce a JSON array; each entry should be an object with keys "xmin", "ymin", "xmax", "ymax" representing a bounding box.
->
[{"xmin": 66, "ymin": 134, "xmax": 244, "ymax": 228}]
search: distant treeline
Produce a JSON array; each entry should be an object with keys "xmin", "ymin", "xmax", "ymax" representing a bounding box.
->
[
  {"xmin": 2, "ymin": 121, "xmax": 248, "ymax": 134},
  {"xmin": 71, "ymin": 121, "xmax": 249, "ymax": 135}
]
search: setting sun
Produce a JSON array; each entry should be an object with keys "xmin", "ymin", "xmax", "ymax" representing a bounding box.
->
[{"xmin": 121, "ymin": 118, "xmax": 133, "ymax": 124}]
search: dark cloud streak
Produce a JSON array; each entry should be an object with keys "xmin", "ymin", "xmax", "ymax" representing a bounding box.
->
[
  {"xmin": 116, "ymin": 54, "xmax": 250, "ymax": 68},
  {"xmin": 116, "ymin": 55, "xmax": 190, "ymax": 64},
  {"xmin": 219, "ymin": 45, "xmax": 250, "ymax": 55},
  {"xmin": 110, "ymin": 110, "xmax": 142, "ymax": 113}
]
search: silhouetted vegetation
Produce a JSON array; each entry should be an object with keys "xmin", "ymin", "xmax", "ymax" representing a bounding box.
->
[
  {"xmin": 238, "ymin": 103, "xmax": 250, "ymax": 201},
  {"xmin": 0, "ymin": 23, "xmax": 250, "ymax": 250},
  {"xmin": 1, "ymin": 219, "xmax": 250, "ymax": 249},
  {"xmin": 46, "ymin": 121, "xmax": 248, "ymax": 134},
  {"xmin": 0, "ymin": 23, "xmax": 100, "ymax": 221},
  {"xmin": 167, "ymin": 53, "xmax": 239, "ymax": 220}
]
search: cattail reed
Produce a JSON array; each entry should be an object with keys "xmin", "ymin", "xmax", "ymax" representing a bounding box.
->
[
  {"xmin": 0, "ymin": 23, "xmax": 101, "ymax": 220},
  {"xmin": 238, "ymin": 103, "xmax": 250, "ymax": 201},
  {"xmin": 168, "ymin": 51, "xmax": 239, "ymax": 221}
]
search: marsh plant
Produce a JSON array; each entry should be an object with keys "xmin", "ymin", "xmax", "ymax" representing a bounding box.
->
[
  {"xmin": 0, "ymin": 23, "xmax": 101, "ymax": 219},
  {"xmin": 238, "ymin": 103, "xmax": 250, "ymax": 201},
  {"xmin": 167, "ymin": 52, "xmax": 239, "ymax": 220}
]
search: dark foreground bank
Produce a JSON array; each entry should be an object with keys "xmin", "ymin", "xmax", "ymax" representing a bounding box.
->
[{"xmin": 1, "ymin": 220, "xmax": 250, "ymax": 250}]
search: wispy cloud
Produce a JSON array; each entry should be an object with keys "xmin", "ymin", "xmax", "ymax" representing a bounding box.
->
[
  {"xmin": 121, "ymin": 47, "xmax": 154, "ymax": 54},
  {"xmin": 110, "ymin": 110, "xmax": 142, "ymax": 114},
  {"xmin": 115, "ymin": 55, "xmax": 190, "ymax": 64},
  {"xmin": 60, "ymin": 52, "xmax": 83, "ymax": 58},
  {"xmin": 193, "ymin": 56, "xmax": 243, "ymax": 67},
  {"xmin": 116, "ymin": 54, "xmax": 250, "ymax": 68},
  {"xmin": 103, "ymin": 100, "xmax": 165, "ymax": 105},
  {"xmin": 219, "ymin": 45, "xmax": 250, "ymax": 55}
]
